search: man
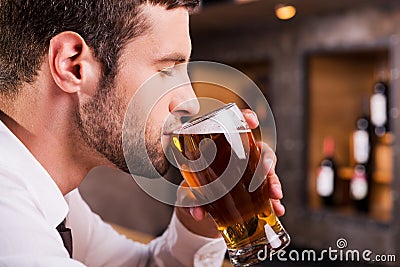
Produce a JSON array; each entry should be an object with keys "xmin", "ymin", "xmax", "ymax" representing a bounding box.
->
[{"xmin": 0, "ymin": 0, "xmax": 285, "ymax": 266}]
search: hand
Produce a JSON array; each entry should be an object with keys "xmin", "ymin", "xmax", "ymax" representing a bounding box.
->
[
  {"xmin": 242, "ymin": 109, "xmax": 285, "ymax": 217},
  {"xmin": 175, "ymin": 109, "xmax": 285, "ymax": 238}
]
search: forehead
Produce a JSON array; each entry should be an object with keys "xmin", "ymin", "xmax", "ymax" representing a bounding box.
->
[{"xmin": 137, "ymin": 4, "xmax": 191, "ymax": 60}]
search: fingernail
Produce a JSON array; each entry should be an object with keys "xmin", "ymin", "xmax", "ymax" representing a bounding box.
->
[
  {"xmin": 189, "ymin": 207, "xmax": 195, "ymax": 218},
  {"xmin": 250, "ymin": 111, "xmax": 258, "ymax": 121},
  {"xmin": 243, "ymin": 110, "xmax": 255, "ymax": 119}
]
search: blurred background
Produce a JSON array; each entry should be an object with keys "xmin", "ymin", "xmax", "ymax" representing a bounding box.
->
[{"xmin": 80, "ymin": 0, "xmax": 400, "ymax": 266}]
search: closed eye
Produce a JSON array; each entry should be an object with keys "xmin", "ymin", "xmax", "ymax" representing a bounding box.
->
[{"xmin": 160, "ymin": 66, "xmax": 175, "ymax": 76}]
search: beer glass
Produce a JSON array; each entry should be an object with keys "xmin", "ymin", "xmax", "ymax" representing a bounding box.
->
[{"xmin": 170, "ymin": 103, "xmax": 290, "ymax": 266}]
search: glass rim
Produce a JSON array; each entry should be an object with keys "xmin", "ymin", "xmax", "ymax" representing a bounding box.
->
[{"xmin": 173, "ymin": 102, "xmax": 237, "ymax": 133}]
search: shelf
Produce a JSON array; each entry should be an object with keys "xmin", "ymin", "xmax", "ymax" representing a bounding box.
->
[
  {"xmin": 306, "ymin": 48, "xmax": 393, "ymax": 223},
  {"xmin": 338, "ymin": 167, "xmax": 392, "ymax": 184}
]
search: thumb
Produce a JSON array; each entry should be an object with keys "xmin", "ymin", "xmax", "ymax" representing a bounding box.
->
[
  {"xmin": 176, "ymin": 181, "xmax": 206, "ymax": 221},
  {"xmin": 175, "ymin": 180, "xmax": 199, "ymax": 208}
]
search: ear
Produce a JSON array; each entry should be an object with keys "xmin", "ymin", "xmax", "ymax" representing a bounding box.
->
[{"xmin": 48, "ymin": 31, "xmax": 100, "ymax": 95}]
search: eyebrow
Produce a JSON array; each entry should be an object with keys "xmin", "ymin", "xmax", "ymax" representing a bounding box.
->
[{"xmin": 154, "ymin": 53, "xmax": 190, "ymax": 64}]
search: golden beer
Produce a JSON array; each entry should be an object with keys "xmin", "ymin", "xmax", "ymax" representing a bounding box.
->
[{"xmin": 171, "ymin": 104, "xmax": 290, "ymax": 266}]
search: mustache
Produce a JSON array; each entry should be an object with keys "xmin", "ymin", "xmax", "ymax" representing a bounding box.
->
[{"xmin": 162, "ymin": 115, "xmax": 185, "ymax": 135}]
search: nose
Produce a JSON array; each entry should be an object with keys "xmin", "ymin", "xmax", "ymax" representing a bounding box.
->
[{"xmin": 169, "ymin": 83, "xmax": 200, "ymax": 118}]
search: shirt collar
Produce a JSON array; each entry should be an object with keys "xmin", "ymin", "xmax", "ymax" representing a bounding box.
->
[{"xmin": 0, "ymin": 120, "xmax": 68, "ymax": 228}]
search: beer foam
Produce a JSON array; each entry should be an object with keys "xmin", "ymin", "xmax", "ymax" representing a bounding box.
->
[
  {"xmin": 174, "ymin": 103, "xmax": 250, "ymax": 135},
  {"xmin": 176, "ymin": 121, "xmax": 251, "ymax": 135},
  {"xmin": 175, "ymin": 114, "xmax": 250, "ymax": 160}
]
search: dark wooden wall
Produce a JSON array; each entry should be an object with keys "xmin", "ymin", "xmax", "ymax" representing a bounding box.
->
[{"xmin": 191, "ymin": 2, "xmax": 400, "ymax": 261}]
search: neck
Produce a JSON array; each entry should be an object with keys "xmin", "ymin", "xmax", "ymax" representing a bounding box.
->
[{"xmin": 0, "ymin": 87, "xmax": 109, "ymax": 195}]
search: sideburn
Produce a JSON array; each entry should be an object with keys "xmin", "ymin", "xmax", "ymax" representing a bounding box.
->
[{"xmin": 75, "ymin": 77, "xmax": 129, "ymax": 172}]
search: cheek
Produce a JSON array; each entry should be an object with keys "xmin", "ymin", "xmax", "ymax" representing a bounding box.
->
[
  {"xmin": 117, "ymin": 63, "xmax": 176, "ymax": 133},
  {"xmin": 115, "ymin": 62, "xmax": 153, "ymax": 108},
  {"xmin": 149, "ymin": 96, "xmax": 171, "ymax": 123}
]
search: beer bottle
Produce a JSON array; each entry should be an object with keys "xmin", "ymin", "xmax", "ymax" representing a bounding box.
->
[
  {"xmin": 316, "ymin": 136, "xmax": 337, "ymax": 207},
  {"xmin": 350, "ymin": 105, "xmax": 372, "ymax": 213},
  {"xmin": 370, "ymin": 65, "xmax": 390, "ymax": 137}
]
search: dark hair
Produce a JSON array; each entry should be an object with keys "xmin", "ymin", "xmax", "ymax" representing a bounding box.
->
[{"xmin": 0, "ymin": 0, "xmax": 199, "ymax": 96}]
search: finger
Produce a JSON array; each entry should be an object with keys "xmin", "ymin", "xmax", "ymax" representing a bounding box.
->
[
  {"xmin": 255, "ymin": 142, "xmax": 283, "ymax": 199},
  {"xmin": 189, "ymin": 206, "xmax": 207, "ymax": 221},
  {"xmin": 248, "ymin": 155, "xmax": 275, "ymax": 192},
  {"xmin": 256, "ymin": 141, "xmax": 276, "ymax": 176},
  {"xmin": 175, "ymin": 206, "xmax": 221, "ymax": 238},
  {"xmin": 268, "ymin": 173, "xmax": 283, "ymax": 200},
  {"xmin": 176, "ymin": 181, "xmax": 208, "ymax": 221},
  {"xmin": 263, "ymin": 154, "xmax": 276, "ymax": 177},
  {"xmin": 242, "ymin": 109, "xmax": 259, "ymax": 129},
  {"xmin": 271, "ymin": 199, "xmax": 285, "ymax": 217}
]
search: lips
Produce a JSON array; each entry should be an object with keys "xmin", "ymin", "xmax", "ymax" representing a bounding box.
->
[
  {"xmin": 162, "ymin": 131, "xmax": 174, "ymax": 136},
  {"xmin": 163, "ymin": 123, "xmax": 183, "ymax": 136}
]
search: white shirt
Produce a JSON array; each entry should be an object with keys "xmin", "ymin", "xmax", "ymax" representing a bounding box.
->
[{"xmin": 0, "ymin": 120, "xmax": 227, "ymax": 267}]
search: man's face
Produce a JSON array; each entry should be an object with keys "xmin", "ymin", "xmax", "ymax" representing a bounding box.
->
[{"xmin": 77, "ymin": 4, "xmax": 198, "ymax": 177}]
